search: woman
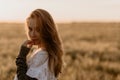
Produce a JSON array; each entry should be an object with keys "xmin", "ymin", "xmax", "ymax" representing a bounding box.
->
[{"xmin": 14, "ymin": 9, "xmax": 63, "ymax": 80}]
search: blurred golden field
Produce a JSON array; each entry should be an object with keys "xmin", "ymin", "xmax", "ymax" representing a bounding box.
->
[{"xmin": 0, "ymin": 22, "xmax": 120, "ymax": 80}]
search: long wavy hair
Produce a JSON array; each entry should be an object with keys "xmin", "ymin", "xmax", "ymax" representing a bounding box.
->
[{"xmin": 26, "ymin": 9, "xmax": 63, "ymax": 77}]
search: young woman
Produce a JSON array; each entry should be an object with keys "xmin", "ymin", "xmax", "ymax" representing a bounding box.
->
[{"xmin": 14, "ymin": 9, "xmax": 63, "ymax": 80}]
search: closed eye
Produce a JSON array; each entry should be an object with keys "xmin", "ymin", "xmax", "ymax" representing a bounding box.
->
[
  {"xmin": 28, "ymin": 26, "xmax": 32, "ymax": 31},
  {"xmin": 36, "ymin": 28, "xmax": 40, "ymax": 32}
]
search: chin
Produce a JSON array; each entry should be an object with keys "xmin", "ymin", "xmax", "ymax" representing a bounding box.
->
[
  {"xmin": 34, "ymin": 41, "xmax": 40, "ymax": 45},
  {"xmin": 33, "ymin": 43, "xmax": 38, "ymax": 45}
]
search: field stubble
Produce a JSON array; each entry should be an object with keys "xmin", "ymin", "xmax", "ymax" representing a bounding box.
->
[{"xmin": 0, "ymin": 22, "xmax": 120, "ymax": 80}]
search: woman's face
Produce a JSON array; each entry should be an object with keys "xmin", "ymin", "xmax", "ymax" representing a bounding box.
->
[{"xmin": 27, "ymin": 18, "xmax": 41, "ymax": 45}]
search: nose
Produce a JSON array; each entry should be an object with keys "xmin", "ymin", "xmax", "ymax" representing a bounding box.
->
[{"xmin": 31, "ymin": 30, "xmax": 36, "ymax": 37}]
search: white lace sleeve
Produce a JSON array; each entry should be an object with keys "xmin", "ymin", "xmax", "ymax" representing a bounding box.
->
[{"xmin": 26, "ymin": 51, "xmax": 56, "ymax": 80}]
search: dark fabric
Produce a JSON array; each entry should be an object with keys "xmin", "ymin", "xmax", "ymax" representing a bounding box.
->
[{"xmin": 16, "ymin": 46, "xmax": 38, "ymax": 80}]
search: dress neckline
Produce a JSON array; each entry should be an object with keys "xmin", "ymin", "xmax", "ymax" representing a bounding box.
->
[{"xmin": 33, "ymin": 48, "xmax": 47, "ymax": 55}]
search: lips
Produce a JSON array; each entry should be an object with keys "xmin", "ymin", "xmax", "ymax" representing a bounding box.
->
[{"xmin": 32, "ymin": 38, "xmax": 38, "ymax": 41}]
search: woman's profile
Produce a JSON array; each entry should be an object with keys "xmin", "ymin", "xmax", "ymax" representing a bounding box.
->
[{"xmin": 14, "ymin": 9, "xmax": 63, "ymax": 80}]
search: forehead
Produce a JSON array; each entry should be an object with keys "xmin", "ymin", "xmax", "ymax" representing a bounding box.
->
[{"xmin": 27, "ymin": 18, "xmax": 37, "ymax": 27}]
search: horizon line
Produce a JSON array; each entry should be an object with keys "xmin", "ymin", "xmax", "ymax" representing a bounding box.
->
[{"xmin": 0, "ymin": 20, "xmax": 120, "ymax": 23}]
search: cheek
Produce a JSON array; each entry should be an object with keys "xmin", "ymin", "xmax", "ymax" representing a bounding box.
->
[
  {"xmin": 28, "ymin": 31, "xmax": 30, "ymax": 36},
  {"xmin": 36, "ymin": 33, "xmax": 41, "ymax": 42},
  {"xmin": 36, "ymin": 32, "xmax": 40, "ymax": 38},
  {"xmin": 28, "ymin": 31, "xmax": 32, "ymax": 38}
]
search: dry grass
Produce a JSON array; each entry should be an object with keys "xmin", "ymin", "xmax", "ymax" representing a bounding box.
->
[{"xmin": 0, "ymin": 22, "xmax": 120, "ymax": 80}]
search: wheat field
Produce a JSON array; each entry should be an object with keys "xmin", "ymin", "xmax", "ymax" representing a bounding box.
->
[{"xmin": 0, "ymin": 22, "xmax": 120, "ymax": 80}]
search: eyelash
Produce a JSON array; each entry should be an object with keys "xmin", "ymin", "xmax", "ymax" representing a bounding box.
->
[
  {"xmin": 28, "ymin": 26, "xmax": 39, "ymax": 32},
  {"xmin": 28, "ymin": 27, "xmax": 32, "ymax": 31}
]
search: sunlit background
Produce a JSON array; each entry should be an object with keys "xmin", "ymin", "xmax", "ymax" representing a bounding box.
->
[
  {"xmin": 0, "ymin": 0, "xmax": 120, "ymax": 22},
  {"xmin": 0, "ymin": 0, "xmax": 120, "ymax": 80}
]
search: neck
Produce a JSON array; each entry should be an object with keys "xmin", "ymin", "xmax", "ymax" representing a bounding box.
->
[{"xmin": 38, "ymin": 44, "xmax": 46, "ymax": 50}]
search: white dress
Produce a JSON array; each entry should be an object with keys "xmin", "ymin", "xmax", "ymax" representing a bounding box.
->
[{"xmin": 14, "ymin": 48, "xmax": 57, "ymax": 80}]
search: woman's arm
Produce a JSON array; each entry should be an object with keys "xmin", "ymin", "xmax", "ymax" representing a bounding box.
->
[{"xmin": 16, "ymin": 45, "xmax": 37, "ymax": 80}]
